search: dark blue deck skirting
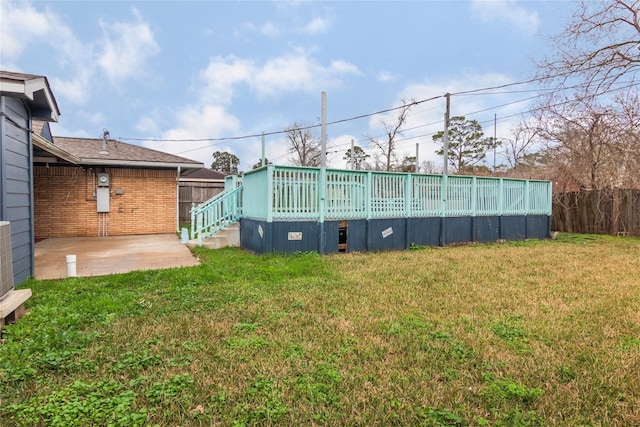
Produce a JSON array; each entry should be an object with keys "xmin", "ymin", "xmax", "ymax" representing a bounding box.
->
[{"xmin": 240, "ymin": 215, "xmax": 551, "ymax": 254}]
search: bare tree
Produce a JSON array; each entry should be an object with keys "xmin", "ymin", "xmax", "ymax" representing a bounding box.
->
[
  {"xmin": 535, "ymin": 98, "xmax": 627, "ymax": 190},
  {"xmin": 285, "ymin": 122, "xmax": 322, "ymax": 167},
  {"xmin": 536, "ymin": 0, "xmax": 640, "ymax": 96},
  {"xmin": 610, "ymin": 90, "xmax": 640, "ymax": 188},
  {"xmin": 499, "ymin": 121, "xmax": 546, "ymax": 176},
  {"xmin": 531, "ymin": 1, "xmax": 640, "ymax": 190},
  {"xmin": 367, "ymin": 99, "xmax": 415, "ymax": 171},
  {"xmin": 419, "ymin": 160, "xmax": 442, "ymax": 174}
]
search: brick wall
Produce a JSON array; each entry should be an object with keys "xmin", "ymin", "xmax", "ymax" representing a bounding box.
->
[{"xmin": 34, "ymin": 166, "xmax": 177, "ymax": 239}]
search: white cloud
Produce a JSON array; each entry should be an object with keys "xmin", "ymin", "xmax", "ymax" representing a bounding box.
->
[
  {"xmin": 199, "ymin": 56, "xmax": 254, "ymax": 104},
  {"xmin": 253, "ymin": 53, "xmax": 316, "ymax": 96},
  {"xmin": 143, "ymin": 104, "xmax": 243, "ymax": 167},
  {"xmin": 243, "ymin": 13, "xmax": 329, "ymax": 38},
  {"xmin": 135, "ymin": 116, "xmax": 160, "ymax": 135},
  {"xmin": 260, "ymin": 21, "xmax": 280, "ymax": 37},
  {"xmin": 49, "ymin": 67, "xmax": 93, "ymax": 105},
  {"xmin": 301, "ymin": 17, "xmax": 330, "ymax": 35},
  {"xmin": 77, "ymin": 110, "xmax": 108, "ymax": 127},
  {"xmin": 470, "ymin": 0, "xmax": 540, "ymax": 35},
  {"xmin": 97, "ymin": 8, "xmax": 160, "ymax": 81},
  {"xmin": 252, "ymin": 49, "xmax": 361, "ymax": 97},
  {"xmin": 197, "ymin": 49, "xmax": 361, "ymax": 102},
  {"xmin": 329, "ymin": 60, "xmax": 361, "ymax": 75},
  {"xmin": 164, "ymin": 105, "xmax": 242, "ymax": 141},
  {"xmin": 243, "ymin": 21, "xmax": 280, "ymax": 37},
  {"xmin": 0, "ymin": 1, "xmax": 93, "ymax": 103},
  {"xmin": 375, "ymin": 71, "xmax": 399, "ymax": 83},
  {"xmin": 0, "ymin": 2, "xmax": 161, "ymax": 105},
  {"xmin": 0, "ymin": 1, "xmax": 52, "ymax": 59}
]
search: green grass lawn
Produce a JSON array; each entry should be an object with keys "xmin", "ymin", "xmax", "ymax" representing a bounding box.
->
[{"xmin": 1, "ymin": 234, "xmax": 639, "ymax": 426}]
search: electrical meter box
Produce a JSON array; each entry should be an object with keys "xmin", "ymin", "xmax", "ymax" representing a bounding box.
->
[
  {"xmin": 97, "ymin": 173, "xmax": 110, "ymax": 187},
  {"xmin": 97, "ymin": 187, "xmax": 110, "ymax": 212}
]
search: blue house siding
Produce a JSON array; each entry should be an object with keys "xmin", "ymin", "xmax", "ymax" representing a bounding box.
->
[{"xmin": 0, "ymin": 96, "xmax": 35, "ymax": 285}]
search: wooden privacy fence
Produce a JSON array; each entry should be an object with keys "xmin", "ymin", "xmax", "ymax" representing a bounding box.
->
[
  {"xmin": 178, "ymin": 183, "xmax": 224, "ymax": 223},
  {"xmin": 552, "ymin": 189, "xmax": 640, "ymax": 236}
]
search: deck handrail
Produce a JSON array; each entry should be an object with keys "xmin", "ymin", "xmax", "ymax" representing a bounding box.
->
[
  {"xmin": 241, "ymin": 165, "xmax": 552, "ymax": 221},
  {"xmin": 191, "ymin": 166, "xmax": 552, "ymax": 243},
  {"xmin": 190, "ymin": 185, "xmax": 243, "ymax": 245}
]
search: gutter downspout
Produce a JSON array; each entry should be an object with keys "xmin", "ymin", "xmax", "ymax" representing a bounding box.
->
[{"xmin": 176, "ymin": 166, "xmax": 180, "ymax": 232}]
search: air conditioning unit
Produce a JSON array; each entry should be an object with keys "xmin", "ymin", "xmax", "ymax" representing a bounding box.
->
[
  {"xmin": 0, "ymin": 221, "xmax": 14, "ymax": 301},
  {"xmin": 97, "ymin": 173, "xmax": 110, "ymax": 187}
]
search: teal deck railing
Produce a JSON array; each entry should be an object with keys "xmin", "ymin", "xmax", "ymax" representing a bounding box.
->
[
  {"xmin": 242, "ymin": 165, "xmax": 552, "ymax": 221},
  {"xmin": 192, "ymin": 165, "xmax": 552, "ymax": 242},
  {"xmin": 190, "ymin": 185, "xmax": 243, "ymax": 245}
]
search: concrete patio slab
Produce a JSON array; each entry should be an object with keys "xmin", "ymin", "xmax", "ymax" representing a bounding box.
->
[{"xmin": 34, "ymin": 234, "xmax": 200, "ymax": 280}]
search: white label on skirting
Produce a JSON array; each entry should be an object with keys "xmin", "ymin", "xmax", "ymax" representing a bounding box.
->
[
  {"xmin": 258, "ymin": 225, "xmax": 264, "ymax": 238},
  {"xmin": 288, "ymin": 231, "xmax": 303, "ymax": 241},
  {"xmin": 381, "ymin": 227, "xmax": 393, "ymax": 238}
]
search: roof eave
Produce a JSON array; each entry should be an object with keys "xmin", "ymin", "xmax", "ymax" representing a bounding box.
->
[
  {"xmin": 178, "ymin": 177, "xmax": 226, "ymax": 183},
  {"xmin": 1, "ymin": 75, "xmax": 60, "ymax": 122},
  {"xmin": 76, "ymin": 159, "xmax": 204, "ymax": 169},
  {"xmin": 32, "ymin": 134, "xmax": 81, "ymax": 164}
]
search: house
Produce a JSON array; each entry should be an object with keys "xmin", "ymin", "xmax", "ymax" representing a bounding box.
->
[
  {"xmin": 1, "ymin": 71, "xmax": 60, "ymax": 286},
  {"xmin": 178, "ymin": 168, "xmax": 227, "ymax": 223},
  {"xmin": 31, "ymin": 124, "xmax": 203, "ymax": 239},
  {"xmin": 1, "ymin": 70, "xmax": 60, "ymax": 330}
]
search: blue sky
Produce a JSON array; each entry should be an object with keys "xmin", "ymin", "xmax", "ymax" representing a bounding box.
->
[{"xmin": 1, "ymin": 0, "xmax": 576, "ymax": 171}]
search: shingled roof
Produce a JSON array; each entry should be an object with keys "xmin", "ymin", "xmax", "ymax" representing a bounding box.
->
[
  {"xmin": 33, "ymin": 131, "xmax": 203, "ymax": 169},
  {"xmin": 54, "ymin": 136, "xmax": 203, "ymax": 169},
  {"xmin": 180, "ymin": 168, "xmax": 227, "ymax": 181}
]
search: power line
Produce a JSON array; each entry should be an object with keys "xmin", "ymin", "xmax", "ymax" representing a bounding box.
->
[
  {"xmin": 118, "ymin": 73, "xmax": 569, "ymax": 145},
  {"xmin": 119, "ymin": 73, "xmax": 636, "ymax": 161},
  {"xmin": 120, "ymin": 95, "xmax": 443, "ymax": 144},
  {"xmin": 285, "ymin": 79, "xmax": 637, "ymax": 163}
]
